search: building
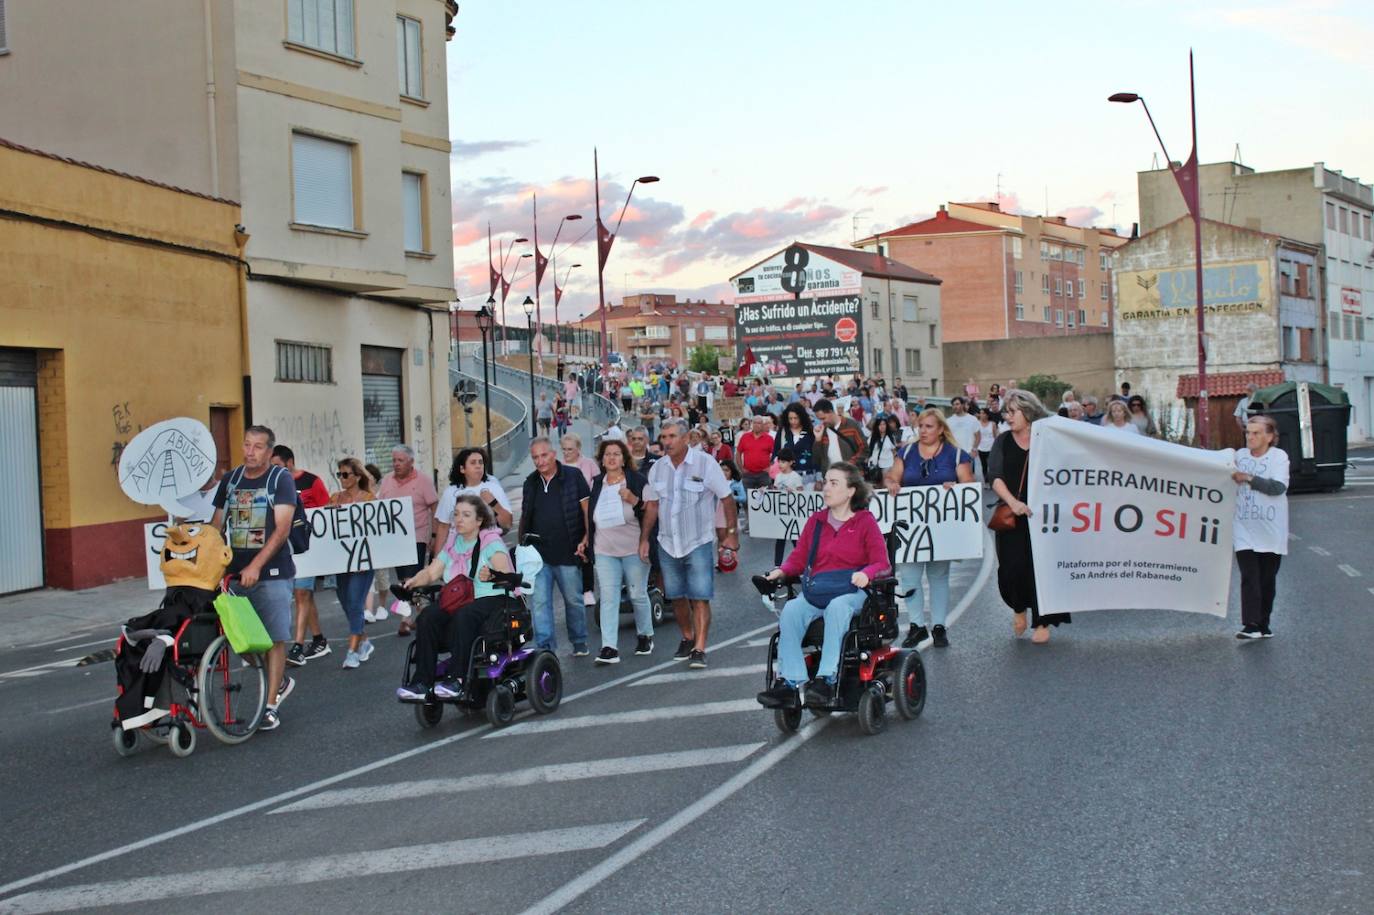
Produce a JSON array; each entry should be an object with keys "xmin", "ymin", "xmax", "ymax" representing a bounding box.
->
[
  {"xmin": 0, "ymin": 0, "xmax": 460, "ymax": 477},
  {"xmin": 1113, "ymin": 217, "xmax": 1321, "ymax": 448},
  {"xmin": 729, "ymin": 243, "xmax": 944, "ymax": 390},
  {"xmin": 853, "ymin": 202, "xmax": 1128, "ymax": 342},
  {"xmin": 1138, "ymin": 161, "xmax": 1374, "ymax": 440},
  {"xmin": 0, "ymin": 139, "xmax": 245, "ymax": 591},
  {"xmin": 577, "ymin": 295, "xmax": 737, "ymax": 369}
]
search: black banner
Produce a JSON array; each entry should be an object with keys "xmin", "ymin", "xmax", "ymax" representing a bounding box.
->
[{"xmin": 734, "ymin": 294, "xmax": 863, "ymax": 377}]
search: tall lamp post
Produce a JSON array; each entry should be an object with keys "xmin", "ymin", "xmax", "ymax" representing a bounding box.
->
[
  {"xmin": 593, "ymin": 149, "xmax": 658, "ymax": 379},
  {"xmin": 522, "ymin": 296, "xmax": 539, "ymax": 434},
  {"xmin": 553, "ymin": 260, "xmax": 582, "ymax": 370},
  {"xmin": 532, "ymin": 199, "xmax": 582, "ymax": 374},
  {"xmin": 1110, "ymin": 52, "xmax": 1210, "ymax": 447},
  {"xmin": 476, "ymin": 302, "xmax": 495, "ymax": 455}
]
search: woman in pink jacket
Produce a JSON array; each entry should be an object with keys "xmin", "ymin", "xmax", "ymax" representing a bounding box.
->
[{"xmin": 756, "ymin": 462, "xmax": 889, "ymax": 709}]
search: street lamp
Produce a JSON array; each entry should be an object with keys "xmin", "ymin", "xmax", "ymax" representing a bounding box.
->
[
  {"xmin": 553, "ymin": 260, "xmax": 582, "ymax": 370},
  {"xmin": 1109, "ymin": 52, "xmax": 1210, "ymax": 446},
  {"xmin": 593, "ymin": 148, "xmax": 658, "ymax": 380},
  {"xmin": 533, "ymin": 204, "xmax": 582, "ymax": 371},
  {"xmin": 496, "ymin": 235, "xmax": 530, "ymax": 353},
  {"xmin": 476, "ymin": 301, "xmax": 495, "ymax": 455},
  {"xmin": 522, "ymin": 296, "xmax": 538, "ymax": 435}
]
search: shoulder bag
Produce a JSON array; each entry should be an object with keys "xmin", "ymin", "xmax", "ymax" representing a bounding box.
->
[
  {"xmin": 800, "ymin": 517, "xmax": 859, "ymax": 608},
  {"xmin": 988, "ymin": 447, "xmax": 1028, "ymax": 533},
  {"xmin": 439, "ymin": 540, "xmax": 483, "ymax": 614}
]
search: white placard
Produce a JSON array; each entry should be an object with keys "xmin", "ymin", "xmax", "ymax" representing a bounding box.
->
[
  {"xmin": 747, "ymin": 484, "xmax": 983, "ymax": 563},
  {"xmin": 1029, "ymin": 416, "xmax": 1236, "ymax": 616},
  {"xmin": 145, "ymin": 497, "xmax": 418, "ymax": 589},
  {"xmin": 118, "ymin": 418, "xmax": 217, "ymax": 516},
  {"xmin": 593, "ymin": 484, "xmax": 627, "ymax": 528}
]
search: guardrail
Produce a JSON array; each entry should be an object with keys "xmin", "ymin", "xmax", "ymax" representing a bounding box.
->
[
  {"xmin": 449, "ymin": 367, "xmax": 530, "ymax": 480},
  {"xmin": 475, "ymin": 354, "xmax": 622, "ymax": 434}
]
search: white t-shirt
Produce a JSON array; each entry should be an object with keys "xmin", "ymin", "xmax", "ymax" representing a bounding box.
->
[
  {"xmin": 1233, "ymin": 447, "xmax": 1289, "ymax": 555},
  {"xmin": 436, "ymin": 477, "xmax": 512, "ymax": 525},
  {"xmin": 1101, "ymin": 421, "xmax": 1142, "ymax": 436},
  {"xmin": 976, "ymin": 421, "xmax": 996, "ymax": 453},
  {"xmin": 946, "ymin": 413, "xmax": 980, "ymax": 454}
]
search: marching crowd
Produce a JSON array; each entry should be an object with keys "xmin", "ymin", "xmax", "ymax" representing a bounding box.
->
[{"xmin": 208, "ymin": 366, "xmax": 1288, "ymax": 731}]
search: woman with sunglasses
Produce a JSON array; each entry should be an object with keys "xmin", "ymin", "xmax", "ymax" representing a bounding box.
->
[
  {"xmin": 330, "ymin": 457, "xmax": 377, "ymax": 669},
  {"xmin": 885, "ymin": 408, "xmax": 974, "ymax": 649}
]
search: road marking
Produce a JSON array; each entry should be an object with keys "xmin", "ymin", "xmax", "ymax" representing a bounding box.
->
[
  {"xmin": 54, "ymin": 638, "xmax": 116, "ymax": 654},
  {"xmin": 0, "ymin": 658, "xmax": 81, "ymax": 680},
  {"xmin": 1308, "ymin": 546, "xmax": 1331, "ymax": 556},
  {"xmin": 1338, "ymin": 564, "xmax": 1361, "ymax": 577},
  {"xmin": 270, "ymin": 744, "xmax": 764, "ymax": 814},
  {"xmin": 487, "ymin": 699, "xmax": 760, "ymax": 739},
  {"xmin": 518, "ymin": 720, "xmax": 829, "ymax": 915},
  {"xmin": 630, "ymin": 665, "xmax": 762, "ymax": 686},
  {"xmin": 1367, "ymin": 587, "xmax": 1374, "ymax": 597},
  {"xmin": 19, "ymin": 630, "xmax": 111, "ymax": 650},
  {"xmin": 737, "ymin": 637, "xmax": 773, "ymax": 649},
  {"xmin": 1288, "ymin": 532, "xmax": 1301, "ymax": 541},
  {"xmin": 0, "ymin": 820, "xmax": 645, "ymax": 914},
  {"xmin": 0, "ymin": 620, "xmax": 776, "ymax": 899},
  {"xmin": 44, "ymin": 696, "xmax": 113, "ymax": 716}
]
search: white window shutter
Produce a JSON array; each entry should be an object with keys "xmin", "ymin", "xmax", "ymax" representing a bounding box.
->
[
  {"xmin": 395, "ymin": 18, "xmax": 407, "ymax": 93},
  {"xmin": 293, "ymin": 133, "xmax": 354, "ymax": 230},
  {"xmin": 405, "ymin": 19, "xmax": 422, "ymax": 96},
  {"xmin": 0, "ymin": 0, "xmax": 9, "ymax": 52},
  {"xmin": 402, "ymin": 172, "xmax": 423, "ymax": 251}
]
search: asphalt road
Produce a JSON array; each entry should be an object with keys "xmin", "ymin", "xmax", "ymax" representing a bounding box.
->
[{"xmin": 1, "ymin": 479, "xmax": 1371, "ymax": 914}]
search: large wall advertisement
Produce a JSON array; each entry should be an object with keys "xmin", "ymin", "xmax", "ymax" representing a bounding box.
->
[
  {"xmin": 733, "ymin": 247, "xmax": 865, "ymax": 377},
  {"xmin": 1116, "ymin": 259, "xmax": 1272, "ymax": 322}
]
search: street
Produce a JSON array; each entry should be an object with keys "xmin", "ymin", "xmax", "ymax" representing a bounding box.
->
[{"xmin": 1, "ymin": 473, "xmax": 1371, "ymax": 914}]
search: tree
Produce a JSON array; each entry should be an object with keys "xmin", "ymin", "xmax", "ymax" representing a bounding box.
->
[
  {"xmin": 1019, "ymin": 373, "xmax": 1071, "ymax": 405},
  {"xmin": 688, "ymin": 344, "xmax": 724, "ymax": 374}
]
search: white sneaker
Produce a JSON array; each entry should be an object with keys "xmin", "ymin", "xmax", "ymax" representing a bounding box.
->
[
  {"xmin": 341, "ymin": 650, "xmax": 361, "ymax": 669},
  {"xmin": 362, "ymin": 608, "xmax": 378, "ymax": 623},
  {"xmin": 583, "ymin": 591, "xmax": 596, "ymax": 606},
  {"xmin": 358, "ymin": 640, "xmax": 374, "ymax": 663}
]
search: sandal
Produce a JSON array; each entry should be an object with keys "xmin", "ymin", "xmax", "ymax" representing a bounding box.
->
[
  {"xmin": 1012, "ymin": 611, "xmax": 1028, "ymax": 637},
  {"xmin": 397, "ymin": 619, "xmax": 415, "ymax": 637}
]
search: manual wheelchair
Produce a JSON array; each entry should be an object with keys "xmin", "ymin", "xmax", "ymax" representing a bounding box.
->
[
  {"xmin": 392, "ymin": 570, "xmax": 563, "ymax": 730},
  {"xmin": 752, "ymin": 574, "xmax": 926, "ymax": 736}
]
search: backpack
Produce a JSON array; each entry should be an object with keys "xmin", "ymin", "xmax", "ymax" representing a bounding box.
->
[{"xmin": 224, "ymin": 465, "xmax": 311, "ymax": 556}]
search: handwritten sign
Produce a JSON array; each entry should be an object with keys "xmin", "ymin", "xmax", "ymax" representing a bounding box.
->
[
  {"xmin": 145, "ymin": 497, "xmax": 418, "ymax": 589},
  {"xmin": 714, "ymin": 397, "xmax": 746, "ymax": 422},
  {"xmin": 118, "ymin": 418, "xmax": 217, "ymax": 516},
  {"xmin": 747, "ymin": 485, "xmax": 983, "ymax": 563}
]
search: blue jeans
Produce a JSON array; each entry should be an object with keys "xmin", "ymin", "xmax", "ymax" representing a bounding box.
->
[
  {"xmin": 533, "ymin": 563, "xmax": 588, "ymax": 651},
  {"xmin": 595, "ymin": 553, "xmax": 653, "ymax": 646},
  {"xmin": 777, "ymin": 591, "xmax": 867, "ymax": 684},
  {"xmin": 898, "ymin": 560, "xmax": 951, "ymax": 627},
  {"xmin": 334, "ymin": 571, "xmax": 373, "ymax": 636}
]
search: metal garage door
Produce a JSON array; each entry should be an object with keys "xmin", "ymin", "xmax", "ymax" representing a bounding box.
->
[
  {"xmin": 361, "ymin": 345, "xmax": 404, "ymax": 475},
  {"xmin": 0, "ymin": 349, "xmax": 45, "ymax": 593}
]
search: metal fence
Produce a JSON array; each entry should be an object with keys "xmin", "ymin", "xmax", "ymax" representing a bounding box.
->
[
  {"xmin": 476, "ymin": 353, "xmax": 622, "ymax": 433},
  {"xmin": 449, "ymin": 368, "xmax": 529, "ymax": 480}
]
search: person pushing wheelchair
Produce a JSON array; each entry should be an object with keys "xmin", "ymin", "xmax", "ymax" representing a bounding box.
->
[{"xmin": 756, "ymin": 462, "xmax": 890, "ymax": 709}]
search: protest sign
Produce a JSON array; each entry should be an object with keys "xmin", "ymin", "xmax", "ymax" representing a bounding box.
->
[
  {"xmin": 747, "ymin": 484, "xmax": 982, "ymax": 563},
  {"xmin": 145, "ymin": 497, "xmax": 418, "ymax": 589},
  {"xmin": 714, "ymin": 396, "xmax": 746, "ymax": 422},
  {"xmin": 118, "ymin": 418, "xmax": 217, "ymax": 516},
  {"xmin": 1028, "ymin": 416, "xmax": 1236, "ymax": 616}
]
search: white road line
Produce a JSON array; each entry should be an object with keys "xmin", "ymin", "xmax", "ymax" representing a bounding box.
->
[
  {"xmin": 1338, "ymin": 564, "xmax": 1361, "ymax": 578},
  {"xmin": 54, "ymin": 638, "xmax": 116, "ymax": 654},
  {"xmin": 737, "ymin": 637, "xmax": 773, "ymax": 649},
  {"xmin": 0, "ymin": 820, "xmax": 645, "ymax": 914},
  {"xmin": 1367, "ymin": 587, "xmax": 1374, "ymax": 597},
  {"xmin": 270, "ymin": 744, "xmax": 764, "ymax": 814},
  {"xmin": 44, "ymin": 696, "xmax": 113, "ymax": 716},
  {"xmin": 0, "ymin": 620, "xmax": 776, "ymax": 899},
  {"xmin": 1308, "ymin": 545, "xmax": 1331, "ymax": 556},
  {"xmin": 1288, "ymin": 532, "xmax": 1301, "ymax": 541},
  {"xmin": 20, "ymin": 630, "xmax": 110, "ymax": 650},
  {"xmin": 486, "ymin": 700, "xmax": 761, "ymax": 739},
  {"xmin": 518, "ymin": 720, "xmax": 828, "ymax": 915},
  {"xmin": 630, "ymin": 665, "xmax": 763, "ymax": 687},
  {"xmin": 0, "ymin": 658, "xmax": 81, "ymax": 680}
]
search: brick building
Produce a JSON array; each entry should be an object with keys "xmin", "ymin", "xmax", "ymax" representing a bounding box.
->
[
  {"xmin": 577, "ymin": 294, "xmax": 736, "ymax": 369},
  {"xmin": 854, "ymin": 202, "xmax": 1127, "ymax": 342}
]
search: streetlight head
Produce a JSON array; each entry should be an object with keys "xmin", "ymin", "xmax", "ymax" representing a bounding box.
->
[
  {"xmin": 522, "ymin": 296, "xmax": 534, "ymax": 317},
  {"xmin": 565, "ymin": 214, "xmax": 583, "ymax": 221},
  {"xmin": 521, "ymin": 252, "xmax": 533, "ymax": 258},
  {"xmin": 1108, "ymin": 92, "xmax": 1140, "ymax": 104},
  {"xmin": 571, "ymin": 263, "xmax": 583, "ymax": 268},
  {"xmin": 486, "ymin": 294, "xmax": 496, "ymax": 305},
  {"xmin": 515, "ymin": 236, "xmax": 529, "ymax": 243},
  {"xmin": 636, "ymin": 176, "xmax": 660, "ymax": 184}
]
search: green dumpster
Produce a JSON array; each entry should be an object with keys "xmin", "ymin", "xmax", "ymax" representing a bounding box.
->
[{"xmin": 1248, "ymin": 381, "xmax": 1351, "ymax": 493}]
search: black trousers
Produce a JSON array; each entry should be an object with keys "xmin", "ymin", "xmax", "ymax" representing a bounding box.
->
[
  {"xmin": 1236, "ymin": 550, "xmax": 1281, "ymax": 631},
  {"xmin": 412, "ymin": 596, "xmax": 506, "ymax": 686}
]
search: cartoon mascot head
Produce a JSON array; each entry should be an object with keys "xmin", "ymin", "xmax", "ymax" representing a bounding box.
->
[{"xmin": 160, "ymin": 523, "xmax": 232, "ymax": 590}]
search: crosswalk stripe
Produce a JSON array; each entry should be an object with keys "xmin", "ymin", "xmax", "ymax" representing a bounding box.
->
[
  {"xmin": 486, "ymin": 699, "xmax": 760, "ymax": 739},
  {"xmin": 1338, "ymin": 564, "xmax": 1361, "ymax": 577},
  {"xmin": 630, "ymin": 665, "xmax": 763, "ymax": 686},
  {"xmin": 269, "ymin": 744, "xmax": 765, "ymax": 814},
  {"xmin": 0, "ymin": 820, "xmax": 645, "ymax": 914}
]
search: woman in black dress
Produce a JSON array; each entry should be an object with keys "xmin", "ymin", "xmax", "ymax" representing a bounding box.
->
[{"xmin": 989, "ymin": 389, "xmax": 1070, "ymax": 643}]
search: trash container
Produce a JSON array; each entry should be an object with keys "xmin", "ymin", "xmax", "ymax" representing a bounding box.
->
[{"xmin": 1249, "ymin": 381, "xmax": 1352, "ymax": 493}]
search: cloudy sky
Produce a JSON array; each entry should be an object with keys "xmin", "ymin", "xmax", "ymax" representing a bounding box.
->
[{"xmin": 445, "ymin": 0, "xmax": 1373, "ymax": 325}]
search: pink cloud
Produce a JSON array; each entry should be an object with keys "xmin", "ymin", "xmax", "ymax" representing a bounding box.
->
[
  {"xmin": 1057, "ymin": 205, "xmax": 1105, "ymax": 227},
  {"xmin": 690, "ymin": 210, "xmax": 716, "ymax": 229},
  {"xmin": 853, "ymin": 185, "xmax": 888, "ymax": 198}
]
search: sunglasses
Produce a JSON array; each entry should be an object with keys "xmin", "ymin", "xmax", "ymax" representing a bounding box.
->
[{"xmin": 337, "ymin": 470, "xmax": 355, "ymax": 478}]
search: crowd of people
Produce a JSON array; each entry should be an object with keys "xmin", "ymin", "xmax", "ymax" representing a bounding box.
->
[{"xmin": 204, "ymin": 367, "xmax": 1286, "ymax": 730}]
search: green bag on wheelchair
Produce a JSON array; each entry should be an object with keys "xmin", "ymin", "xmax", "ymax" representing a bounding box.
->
[{"xmin": 213, "ymin": 592, "xmax": 274, "ymax": 654}]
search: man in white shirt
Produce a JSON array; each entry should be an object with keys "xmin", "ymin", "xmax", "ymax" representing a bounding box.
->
[
  {"xmin": 945, "ymin": 396, "xmax": 981, "ymax": 455},
  {"xmin": 1234, "ymin": 383, "xmax": 1257, "ymax": 431},
  {"xmin": 640, "ymin": 418, "xmax": 739, "ymax": 670}
]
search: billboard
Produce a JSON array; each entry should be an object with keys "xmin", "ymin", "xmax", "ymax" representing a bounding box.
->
[
  {"xmin": 732, "ymin": 247, "xmax": 862, "ymax": 303},
  {"xmin": 735, "ymin": 294, "xmax": 864, "ymax": 377},
  {"xmin": 1116, "ymin": 260, "xmax": 1271, "ymax": 322}
]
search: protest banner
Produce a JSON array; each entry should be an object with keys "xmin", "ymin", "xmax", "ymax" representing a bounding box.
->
[
  {"xmin": 714, "ymin": 396, "xmax": 746, "ymax": 422},
  {"xmin": 1028, "ymin": 416, "xmax": 1236, "ymax": 616},
  {"xmin": 747, "ymin": 484, "xmax": 982, "ymax": 563},
  {"xmin": 145, "ymin": 497, "xmax": 417, "ymax": 589}
]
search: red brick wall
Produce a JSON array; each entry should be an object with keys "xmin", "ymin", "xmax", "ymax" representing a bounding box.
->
[{"xmin": 884, "ymin": 235, "xmax": 1008, "ymax": 342}]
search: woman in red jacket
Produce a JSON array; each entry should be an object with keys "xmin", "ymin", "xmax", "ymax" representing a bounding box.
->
[{"xmin": 756, "ymin": 462, "xmax": 889, "ymax": 708}]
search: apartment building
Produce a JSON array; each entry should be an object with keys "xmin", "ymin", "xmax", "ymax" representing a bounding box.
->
[
  {"xmin": 1139, "ymin": 161, "xmax": 1373, "ymax": 440},
  {"xmin": 0, "ymin": 0, "xmax": 459, "ymax": 477},
  {"xmin": 854, "ymin": 202, "xmax": 1127, "ymax": 342},
  {"xmin": 578, "ymin": 294, "xmax": 737, "ymax": 369}
]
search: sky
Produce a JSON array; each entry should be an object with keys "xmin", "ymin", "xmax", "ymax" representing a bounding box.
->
[{"xmin": 444, "ymin": 0, "xmax": 1374, "ymax": 327}]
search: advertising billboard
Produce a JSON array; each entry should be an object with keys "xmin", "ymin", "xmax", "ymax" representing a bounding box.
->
[
  {"xmin": 735, "ymin": 294, "xmax": 864, "ymax": 377},
  {"xmin": 1116, "ymin": 260, "xmax": 1272, "ymax": 322}
]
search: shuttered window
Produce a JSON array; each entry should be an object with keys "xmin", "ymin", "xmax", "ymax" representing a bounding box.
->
[
  {"xmin": 396, "ymin": 16, "xmax": 423, "ymax": 97},
  {"xmin": 361, "ymin": 346, "xmax": 404, "ymax": 474},
  {"xmin": 288, "ymin": 0, "xmax": 355, "ymax": 59},
  {"xmin": 292, "ymin": 132, "xmax": 355, "ymax": 230},
  {"xmin": 0, "ymin": 0, "xmax": 9, "ymax": 53},
  {"xmin": 402, "ymin": 171, "xmax": 425, "ymax": 252},
  {"xmin": 275, "ymin": 341, "xmax": 334, "ymax": 384}
]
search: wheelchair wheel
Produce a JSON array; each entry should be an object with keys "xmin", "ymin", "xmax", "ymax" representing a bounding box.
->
[
  {"xmin": 892, "ymin": 650, "xmax": 926, "ymax": 721},
  {"xmin": 774, "ymin": 707, "xmax": 803, "ymax": 734},
  {"xmin": 526, "ymin": 651, "xmax": 562, "ymax": 715},
  {"xmin": 112, "ymin": 727, "xmax": 140, "ymax": 758},
  {"xmin": 196, "ymin": 635, "xmax": 266, "ymax": 744},
  {"xmin": 485, "ymin": 683, "xmax": 517, "ymax": 727},
  {"xmin": 415, "ymin": 700, "xmax": 443, "ymax": 729},
  {"xmin": 649, "ymin": 589, "xmax": 667, "ymax": 627},
  {"xmin": 168, "ymin": 722, "xmax": 197, "ymax": 758},
  {"xmin": 857, "ymin": 687, "xmax": 887, "ymax": 736}
]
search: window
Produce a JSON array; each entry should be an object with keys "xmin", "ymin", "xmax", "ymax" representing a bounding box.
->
[
  {"xmin": 1015, "ymin": 302, "xmax": 1025, "ymax": 320},
  {"xmin": 1050, "ymin": 244, "xmax": 1062, "ymax": 261},
  {"xmin": 872, "ymin": 348, "xmax": 882, "ymax": 373},
  {"xmin": 1054, "ymin": 278, "xmax": 1062, "ymax": 296},
  {"xmin": 1041, "ymin": 274, "xmax": 1050, "ymax": 294},
  {"xmin": 1100, "ymin": 311, "xmax": 1109, "ymax": 327},
  {"xmin": 0, "ymin": 0, "xmax": 8, "ymax": 54},
  {"xmin": 1281, "ymin": 326, "xmax": 1297, "ymax": 359},
  {"xmin": 1014, "ymin": 271, "xmax": 1024, "ymax": 293},
  {"xmin": 928, "ymin": 325, "xmax": 937, "ymax": 347},
  {"xmin": 930, "ymin": 378, "xmax": 939, "ymax": 395},
  {"xmin": 1099, "ymin": 251, "xmax": 1109, "ymax": 270},
  {"xmin": 1043, "ymin": 306, "xmax": 1052, "ymax": 322},
  {"xmin": 871, "ymin": 298, "xmax": 880, "ymax": 318},
  {"xmin": 1365, "ymin": 213, "xmax": 1372, "ymax": 240},
  {"xmin": 1077, "ymin": 279, "xmax": 1085, "ymax": 299},
  {"xmin": 643, "ymin": 325, "xmax": 669, "ymax": 339},
  {"xmin": 1067, "ymin": 310, "xmax": 1076, "ymax": 328},
  {"xmin": 1040, "ymin": 241, "xmax": 1049, "ymax": 260},
  {"xmin": 903, "ymin": 295, "xmax": 919, "ymax": 322},
  {"xmin": 292, "ymin": 132, "xmax": 355, "ymax": 230},
  {"xmin": 1326, "ymin": 201, "xmax": 1337, "ymax": 229},
  {"xmin": 1329, "ymin": 311, "xmax": 1341, "ymax": 340},
  {"xmin": 275, "ymin": 341, "xmax": 333, "ymax": 383},
  {"xmin": 361, "ymin": 345, "xmax": 404, "ymax": 474},
  {"xmin": 396, "ymin": 16, "xmax": 423, "ymax": 98},
  {"xmin": 1012, "ymin": 237, "xmax": 1023, "ymax": 259},
  {"xmin": 288, "ymin": 0, "xmax": 355, "ymax": 59},
  {"xmin": 1299, "ymin": 327, "xmax": 1315, "ymax": 361},
  {"xmin": 685, "ymin": 327, "xmax": 697, "ymax": 342},
  {"xmin": 905, "ymin": 348, "xmax": 921, "ymax": 374},
  {"xmin": 402, "ymin": 171, "xmax": 426, "ymax": 252},
  {"xmin": 704, "ymin": 325, "xmax": 728, "ymax": 340},
  {"xmin": 1100, "ymin": 280, "xmax": 1108, "ymax": 302},
  {"xmin": 1340, "ymin": 207, "xmax": 1349, "ymax": 234},
  {"xmin": 1343, "ymin": 314, "xmax": 1356, "ymax": 339},
  {"xmin": 1055, "ymin": 309, "xmax": 1064, "ymax": 326}
]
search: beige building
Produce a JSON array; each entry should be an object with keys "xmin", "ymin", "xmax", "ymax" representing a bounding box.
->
[
  {"xmin": 578, "ymin": 294, "xmax": 737, "ymax": 369},
  {"xmin": 0, "ymin": 0, "xmax": 459, "ymax": 478}
]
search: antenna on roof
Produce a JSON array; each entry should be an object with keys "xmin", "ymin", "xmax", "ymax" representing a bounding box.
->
[
  {"xmin": 1233, "ymin": 142, "xmax": 1243, "ymax": 166},
  {"xmin": 996, "ymin": 172, "xmax": 1002, "ymax": 203},
  {"xmin": 1151, "ymin": 151, "xmax": 1160, "ymax": 170}
]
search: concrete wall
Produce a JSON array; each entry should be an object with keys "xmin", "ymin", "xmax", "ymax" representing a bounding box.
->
[
  {"xmin": 1138, "ymin": 163, "xmax": 1324, "ymax": 243},
  {"xmin": 860, "ymin": 277, "xmax": 942, "ymax": 393},
  {"xmin": 0, "ymin": 144, "xmax": 244, "ymax": 588},
  {"xmin": 943, "ymin": 335, "xmax": 1116, "ymax": 403}
]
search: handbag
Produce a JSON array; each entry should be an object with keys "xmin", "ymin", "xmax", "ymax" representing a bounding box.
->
[
  {"xmin": 439, "ymin": 539, "xmax": 483, "ymax": 614},
  {"xmin": 988, "ymin": 451, "xmax": 1028, "ymax": 533},
  {"xmin": 213, "ymin": 591, "xmax": 274, "ymax": 654},
  {"xmin": 800, "ymin": 518, "xmax": 859, "ymax": 609}
]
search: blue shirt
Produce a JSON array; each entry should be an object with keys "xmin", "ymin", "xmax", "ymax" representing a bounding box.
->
[{"xmin": 898, "ymin": 442, "xmax": 971, "ymax": 487}]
